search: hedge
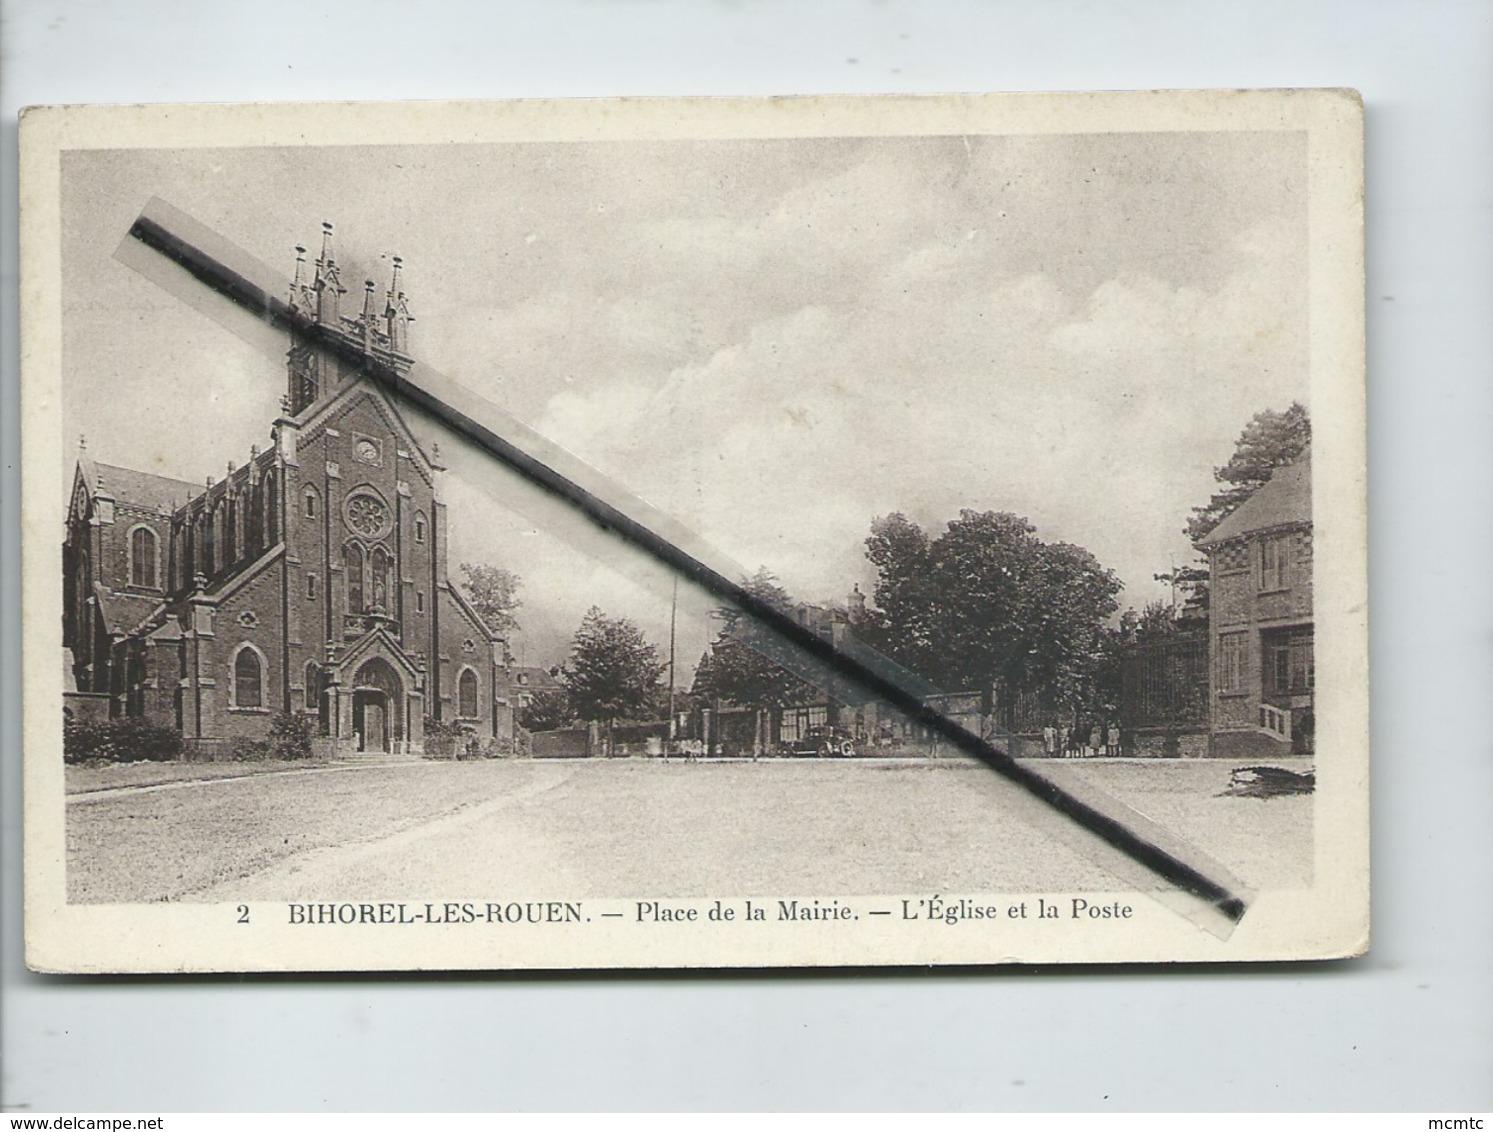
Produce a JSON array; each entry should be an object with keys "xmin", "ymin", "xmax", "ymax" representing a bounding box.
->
[{"xmin": 64, "ymin": 715, "xmax": 183, "ymax": 764}]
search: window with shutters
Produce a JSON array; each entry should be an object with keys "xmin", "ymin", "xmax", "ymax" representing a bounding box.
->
[{"xmin": 1217, "ymin": 631, "xmax": 1247, "ymax": 694}]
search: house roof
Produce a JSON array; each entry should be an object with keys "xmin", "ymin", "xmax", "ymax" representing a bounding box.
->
[
  {"xmin": 511, "ymin": 665, "xmax": 563, "ymax": 689},
  {"xmin": 93, "ymin": 461, "xmax": 201, "ymax": 514},
  {"xmin": 1198, "ymin": 447, "xmax": 1312, "ymax": 547}
]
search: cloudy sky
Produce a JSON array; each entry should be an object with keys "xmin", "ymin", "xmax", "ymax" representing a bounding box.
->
[{"xmin": 60, "ymin": 130, "xmax": 1307, "ymax": 672}]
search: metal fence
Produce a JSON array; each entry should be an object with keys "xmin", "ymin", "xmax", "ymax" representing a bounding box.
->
[{"xmin": 1120, "ymin": 631, "xmax": 1209, "ymax": 729}]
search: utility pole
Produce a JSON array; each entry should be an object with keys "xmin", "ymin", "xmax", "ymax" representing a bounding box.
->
[{"xmin": 667, "ymin": 574, "xmax": 678, "ymax": 743}]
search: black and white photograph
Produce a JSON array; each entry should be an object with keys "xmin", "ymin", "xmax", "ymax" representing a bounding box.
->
[{"xmin": 21, "ymin": 92, "xmax": 1368, "ymax": 972}]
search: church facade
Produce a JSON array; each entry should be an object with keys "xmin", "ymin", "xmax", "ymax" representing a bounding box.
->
[{"xmin": 63, "ymin": 225, "xmax": 513, "ymax": 757}]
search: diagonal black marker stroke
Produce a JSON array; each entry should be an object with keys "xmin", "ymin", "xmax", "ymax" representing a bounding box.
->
[{"xmin": 129, "ymin": 212, "xmax": 1247, "ymax": 925}]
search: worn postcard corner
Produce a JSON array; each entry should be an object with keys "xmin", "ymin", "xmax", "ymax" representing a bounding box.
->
[{"xmin": 21, "ymin": 90, "xmax": 1366, "ymax": 973}]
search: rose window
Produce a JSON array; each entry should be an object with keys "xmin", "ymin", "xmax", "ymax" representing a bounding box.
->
[{"xmin": 345, "ymin": 493, "xmax": 389, "ymax": 538}]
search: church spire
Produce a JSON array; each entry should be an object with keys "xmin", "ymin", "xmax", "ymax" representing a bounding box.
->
[
  {"xmin": 385, "ymin": 255, "xmax": 412, "ymax": 354},
  {"xmin": 289, "ymin": 244, "xmax": 311, "ymax": 313},
  {"xmin": 361, "ymin": 279, "xmax": 379, "ymax": 349},
  {"xmin": 313, "ymin": 221, "xmax": 343, "ymax": 325}
]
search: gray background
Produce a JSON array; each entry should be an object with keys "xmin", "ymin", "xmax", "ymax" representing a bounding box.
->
[{"xmin": 2, "ymin": 0, "xmax": 1489, "ymax": 1112}]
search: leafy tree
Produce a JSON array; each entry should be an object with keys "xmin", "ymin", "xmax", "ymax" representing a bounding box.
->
[
  {"xmin": 692, "ymin": 568, "xmax": 816, "ymax": 753},
  {"xmin": 518, "ymin": 687, "xmax": 572, "ymax": 733},
  {"xmin": 1125, "ymin": 598, "xmax": 1183, "ymax": 643},
  {"xmin": 860, "ymin": 513, "xmax": 938, "ymax": 678},
  {"xmin": 1186, "ymin": 402, "xmax": 1312, "ymax": 544},
  {"xmin": 559, "ymin": 607, "xmax": 665, "ymax": 755},
  {"xmin": 861, "ymin": 509, "xmax": 1122, "ymax": 717},
  {"xmin": 459, "ymin": 562, "xmax": 522, "ymax": 637}
]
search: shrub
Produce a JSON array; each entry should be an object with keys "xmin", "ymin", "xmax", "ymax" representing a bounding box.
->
[
  {"xmin": 64, "ymin": 715, "xmax": 183, "ymax": 764},
  {"xmin": 267, "ymin": 711, "xmax": 314, "ymax": 760},
  {"xmin": 423, "ymin": 715, "xmax": 464, "ymax": 759},
  {"xmin": 226, "ymin": 738, "xmax": 274, "ymax": 762}
]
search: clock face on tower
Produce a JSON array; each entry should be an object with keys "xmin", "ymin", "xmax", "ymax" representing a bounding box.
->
[
  {"xmin": 355, "ymin": 438, "xmax": 380, "ymax": 464},
  {"xmin": 344, "ymin": 491, "xmax": 390, "ymax": 538}
]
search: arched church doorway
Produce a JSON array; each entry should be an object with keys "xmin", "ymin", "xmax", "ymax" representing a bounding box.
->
[{"xmin": 352, "ymin": 657, "xmax": 403, "ymax": 753}]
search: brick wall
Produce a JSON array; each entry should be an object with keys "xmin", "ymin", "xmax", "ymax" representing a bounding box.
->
[{"xmin": 1207, "ymin": 524, "xmax": 1313, "ymax": 739}]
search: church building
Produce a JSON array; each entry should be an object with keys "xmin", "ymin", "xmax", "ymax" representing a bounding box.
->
[{"xmin": 63, "ymin": 225, "xmax": 513, "ymax": 757}]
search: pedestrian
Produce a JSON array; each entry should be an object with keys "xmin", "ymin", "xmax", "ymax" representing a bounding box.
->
[
  {"xmin": 1088, "ymin": 723, "xmax": 1102, "ymax": 758},
  {"xmin": 1042, "ymin": 722, "xmax": 1057, "ymax": 758},
  {"xmin": 1058, "ymin": 723, "xmax": 1073, "ymax": 758},
  {"xmin": 1106, "ymin": 721, "xmax": 1121, "ymax": 757}
]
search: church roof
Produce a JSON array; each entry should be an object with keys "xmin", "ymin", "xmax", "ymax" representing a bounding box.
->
[
  {"xmin": 92, "ymin": 583, "xmax": 164, "ymax": 636},
  {"xmin": 1198, "ymin": 448, "xmax": 1312, "ymax": 548},
  {"xmin": 92, "ymin": 461, "xmax": 201, "ymax": 514}
]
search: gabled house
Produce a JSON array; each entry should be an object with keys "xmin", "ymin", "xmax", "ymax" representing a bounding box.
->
[{"xmin": 1196, "ymin": 448, "xmax": 1314, "ymax": 757}]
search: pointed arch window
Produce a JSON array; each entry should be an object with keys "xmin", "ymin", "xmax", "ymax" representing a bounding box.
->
[
  {"xmin": 201, "ymin": 511, "xmax": 216, "ymax": 574},
  {"xmin": 370, "ymin": 546, "xmax": 392, "ymax": 611},
  {"xmin": 458, "ymin": 668, "xmax": 479, "ymax": 719},
  {"xmin": 414, "ymin": 513, "xmax": 427, "ymax": 544},
  {"xmin": 171, "ymin": 524, "xmax": 186, "ymax": 591},
  {"xmin": 345, "ymin": 543, "xmax": 365, "ymax": 613},
  {"xmin": 224, "ymin": 496, "xmax": 238, "ymax": 564},
  {"xmin": 262, "ymin": 470, "xmax": 278, "ymax": 544},
  {"xmin": 233, "ymin": 646, "xmax": 263, "ymax": 709},
  {"xmin": 129, "ymin": 525, "xmax": 159, "ymax": 588},
  {"xmin": 303, "ymin": 486, "xmax": 319, "ymax": 520}
]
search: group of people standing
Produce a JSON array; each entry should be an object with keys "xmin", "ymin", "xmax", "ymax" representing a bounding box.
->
[{"xmin": 1041, "ymin": 720, "xmax": 1122, "ymax": 758}]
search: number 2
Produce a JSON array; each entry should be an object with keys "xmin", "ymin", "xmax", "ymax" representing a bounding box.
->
[{"xmin": 237, "ymin": 905, "xmax": 250, "ymax": 924}]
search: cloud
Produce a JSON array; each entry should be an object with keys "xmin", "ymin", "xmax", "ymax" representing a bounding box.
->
[
  {"xmin": 522, "ymin": 214, "xmax": 1307, "ymax": 627},
  {"xmin": 60, "ymin": 134, "xmax": 1310, "ymax": 668}
]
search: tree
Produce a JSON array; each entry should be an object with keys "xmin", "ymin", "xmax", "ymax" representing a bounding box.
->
[
  {"xmin": 1186, "ymin": 402, "xmax": 1312, "ymax": 544},
  {"xmin": 1160, "ymin": 403, "xmax": 1312, "ymax": 615},
  {"xmin": 559, "ymin": 607, "xmax": 665, "ymax": 755},
  {"xmin": 860, "ymin": 513, "xmax": 938, "ymax": 678},
  {"xmin": 692, "ymin": 568, "xmax": 816, "ymax": 754},
  {"xmin": 517, "ymin": 687, "xmax": 572, "ymax": 733},
  {"xmin": 861, "ymin": 509, "xmax": 1122, "ymax": 719},
  {"xmin": 459, "ymin": 562, "xmax": 522, "ymax": 637},
  {"xmin": 1127, "ymin": 598, "xmax": 1183, "ymax": 643}
]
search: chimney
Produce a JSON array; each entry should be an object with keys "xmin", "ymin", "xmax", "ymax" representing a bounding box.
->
[{"xmin": 848, "ymin": 583, "xmax": 867, "ymax": 616}]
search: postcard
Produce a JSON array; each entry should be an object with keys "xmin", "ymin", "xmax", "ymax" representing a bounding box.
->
[{"xmin": 20, "ymin": 91, "xmax": 1367, "ymax": 971}]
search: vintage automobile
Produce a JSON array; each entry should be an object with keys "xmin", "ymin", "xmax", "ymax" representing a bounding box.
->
[{"xmin": 784, "ymin": 724, "xmax": 857, "ymax": 758}]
